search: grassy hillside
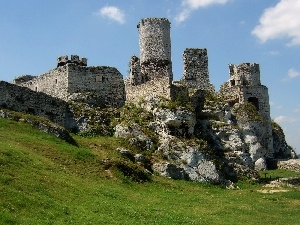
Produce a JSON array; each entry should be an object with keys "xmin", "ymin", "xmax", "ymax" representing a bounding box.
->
[{"xmin": 0, "ymin": 118, "xmax": 300, "ymax": 225}]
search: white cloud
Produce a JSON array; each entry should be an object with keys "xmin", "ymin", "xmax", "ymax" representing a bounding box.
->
[
  {"xmin": 175, "ymin": 0, "xmax": 230, "ymax": 23},
  {"xmin": 282, "ymin": 68, "xmax": 300, "ymax": 81},
  {"xmin": 269, "ymin": 50, "xmax": 279, "ymax": 56},
  {"xmin": 96, "ymin": 6, "xmax": 125, "ymax": 24},
  {"xmin": 287, "ymin": 68, "xmax": 300, "ymax": 78},
  {"xmin": 274, "ymin": 115, "xmax": 299, "ymax": 123},
  {"xmin": 182, "ymin": 0, "xmax": 229, "ymax": 9},
  {"xmin": 294, "ymin": 108, "xmax": 300, "ymax": 113},
  {"xmin": 252, "ymin": 0, "xmax": 300, "ymax": 46}
]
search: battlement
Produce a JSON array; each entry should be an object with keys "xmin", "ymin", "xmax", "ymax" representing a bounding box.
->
[
  {"xmin": 137, "ymin": 18, "xmax": 170, "ymax": 27},
  {"xmin": 229, "ymin": 63, "xmax": 260, "ymax": 86},
  {"xmin": 57, "ymin": 55, "xmax": 87, "ymax": 67}
]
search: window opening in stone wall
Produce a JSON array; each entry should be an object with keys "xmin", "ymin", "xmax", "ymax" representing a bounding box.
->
[
  {"xmin": 248, "ymin": 97, "xmax": 259, "ymax": 111},
  {"xmin": 55, "ymin": 79, "xmax": 58, "ymax": 84},
  {"xmin": 230, "ymin": 80, "xmax": 235, "ymax": 86},
  {"xmin": 35, "ymin": 87, "xmax": 37, "ymax": 92},
  {"xmin": 95, "ymin": 75, "xmax": 102, "ymax": 83}
]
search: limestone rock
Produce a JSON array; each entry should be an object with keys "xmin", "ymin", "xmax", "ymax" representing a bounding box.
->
[
  {"xmin": 278, "ymin": 159, "xmax": 300, "ymax": 172},
  {"xmin": 152, "ymin": 107, "xmax": 196, "ymax": 137},
  {"xmin": 272, "ymin": 122, "xmax": 298, "ymax": 159},
  {"xmin": 152, "ymin": 162, "xmax": 188, "ymax": 180},
  {"xmin": 115, "ymin": 123, "xmax": 153, "ymax": 150},
  {"xmin": 134, "ymin": 154, "xmax": 146, "ymax": 163},
  {"xmin": 242, "ymin": 122, "xmax": 268, "ymax": 162},
  {"xmin": 116, "ymin": 148, "xmax": 131, "ymax": 155},
  {"xmin": 255, "ymin": 157, "xmax": 267, "ymax": 171},
  {"xmin": 157, "ymin": 135, "xmax": 225, "ymax": 184}
]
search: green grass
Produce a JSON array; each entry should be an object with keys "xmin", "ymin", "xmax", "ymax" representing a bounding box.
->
[{"xmin": 0, "ymin": 118, "xmax": 300, "ymax": 225}]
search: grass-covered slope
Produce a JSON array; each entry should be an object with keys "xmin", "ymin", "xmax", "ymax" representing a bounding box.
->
[{"xmin": 1, "ymin": 118, "xmax": 300, "ymax": 225}]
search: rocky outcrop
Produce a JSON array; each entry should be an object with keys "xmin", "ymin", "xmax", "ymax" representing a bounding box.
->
[
  {"xmin": 155, "ymin": 135, "xmax": 225, "ymax": 183},
  {"xmin": 115, "ymin": 123, "xmax": 154, "ymax": 151},
  {"xmin": 272, "ymin": 121, "xmax": 297, "ymax": 159},
  {"xmin": 150, "ymin": 108, "xmax": 196, "ymax": 137},
  {"xmin": 278, "ymin": 159, "xmax": 300, "ymax": 172}
]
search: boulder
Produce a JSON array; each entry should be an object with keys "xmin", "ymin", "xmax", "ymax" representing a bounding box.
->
[{"xmin": 255, "ymin": 157, "xmax": 267, "ymax": 171}]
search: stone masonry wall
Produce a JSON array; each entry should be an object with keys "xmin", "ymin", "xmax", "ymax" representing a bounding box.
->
[
  {"xmin": 138, "ymin": 18, "xmax": 171, "ymax": 63},
  {"xmin": 138, "ymin": 18, "xmax": 173, "ymax": 82},
  {"xmin": 219, "ymin": 63, "xmax": 273, "ymax": 158},
  {"xmin": 181, "ymin": 48, "xmax": 214, "ymax": 92},
  {"xmin": 14, "ymin": 66, "xmax": 69, "ymax": 100},
  {"xmin": 0, "ymin": 81, "xmax": 75, "ymax": 129},
  {"xmin": 128, "ymin": 55, "xmax": 143, "ymax": 86},
  {"xmin": 229, "ymin": 63, "xmax": 261, "ymax": 86},
  {"xmin": 125, "ymin": 78, "xmax": 171, "ymax": 103},
  {"xmin": 14, "ymin": 63, "xmax": 125, "ymax": 108},
  {"xmin": 67, "ymin": 64, "xmax": 125, "ymax": 107},
  {"xmin": 125, "ymin": 18, "xmax": 174, "ymax": 103}
]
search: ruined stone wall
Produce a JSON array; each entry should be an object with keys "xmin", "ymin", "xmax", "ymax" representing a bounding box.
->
[
  {"xmin": 125, "ymin": 18, "xmax": 174, "ymax": 103},
  {"xmin": 13, "ymin": 75, "xmax": 36, "ymax": 85},
  {"xmin": 67, "ymin": 64, "xmax": 125, "ymax": 107},
  {"xmin": 14, "ymin": 62, "xmax": 125, "ymax": 108},
  {"xmin": 219, "ymin": 63, "xmax": 273, "ymax": 158},
  {"xmin": 125, "ymin": 78, "xmax": 172, "ymax": 103},
  {"xmin": 181, "ymin": 48, "xmax": 214, "ymax": 92},
  {"xmin": 242, "ymin": 85, "xmax": 273, "ymax": 158},
  {"xmin": 128, "ymin": 55, "xmax": 143, "ymax": 86},
  {"xmin": 229, "ymin": 63, "xmax": 261, "ymax": 86},
  {"xmin": 0, "ymin": 81, "xmax": 75, "ymax": 129},
  {"xmin": 14, "ymin": 66, "xmax": 69, "ymax": 100}
]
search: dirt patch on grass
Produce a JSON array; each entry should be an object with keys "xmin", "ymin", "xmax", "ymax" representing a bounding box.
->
[{"xmin": 257, "ymin": 189, "xmax": 289, "ymax": 194}]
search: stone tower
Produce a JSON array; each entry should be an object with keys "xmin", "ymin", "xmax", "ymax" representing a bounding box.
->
[
  {"xmin": 181, "ymin": 48, "xmax": 214, "ymax": 92},
  {"xmin": 220, "ymin": 63, "xmax": 274, "ymax": 159},
  {"xmin": 228, "ymin": 63, "xmax": 260, "ymax": 86},
  {"xmin": 125, "ymin": 18, "xmax": 174, "ymax": 102},
  {"xmin": 137, "ymin": 18, "xmax": 173, "ymax": 83}
]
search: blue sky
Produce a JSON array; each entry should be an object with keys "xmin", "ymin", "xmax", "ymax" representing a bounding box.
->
[{"xmin": 0, "ymin": 0, "xmax": 299, "ymax": 154}]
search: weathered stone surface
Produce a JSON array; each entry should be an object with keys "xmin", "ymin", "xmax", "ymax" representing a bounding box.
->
[
  {"xmin": 255, "ymin": 157, "xmax": 267, "ymax": 171},
  {"xmin": 278, "ymin": 159, "xmax": 300, "ymax": 172},
  {"xmin": 134, "ymin": 154, "xmax": 145, "ymax": 163},
  {"xmin": 116, "ymin": 148, "xmax": 131, "ymax": 155},
  {"xmin": 14, "ymin": 59, "xmax": 125, "ymax": 108},
  {"xmin": 220, "ymin": 63, "xmax": 273, "ymax": 158},
  {"xmin": 152, "ymin": 108, "xmax": 196, "ymax": 137},
  {"xmin": 0, "ymin": 81, "xmax": 76, "ymax": 129},
  {"xmin": 156, "ymin": 135, "xmax": 225, "ymax": 183},
  {"xmin": 152, "ymin": 162, "xmax": 188, "ymax": 180},
  {"xmin": 115, "ymin": 123, "xmax": 153, "ymax": 150},
  {"xmin": 181, "ymin": 48, "xmax": 215, "ymax": 92},
  {"xmin": 272, "ymin": 122, "xmax": 298, "ymax": 159}
]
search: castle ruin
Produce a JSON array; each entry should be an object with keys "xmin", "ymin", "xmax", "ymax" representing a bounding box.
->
[
  {"xmin": 3, "ymin": 17, "xmax": 274, "ymax": 159},
  {"xmin": 125, "ymin": 18, "xmax": 173, "ymax": 102},
  {"xmin": 13, "ymin": 55, "xmax": 125, "ymax": 108},
  {"xmin": 181, "ymin": 48, "xmax": 214, "ymax": 92},
  {"xmin": 220, "ymin": 63, "xmax": 274, "ymax": 158}
]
